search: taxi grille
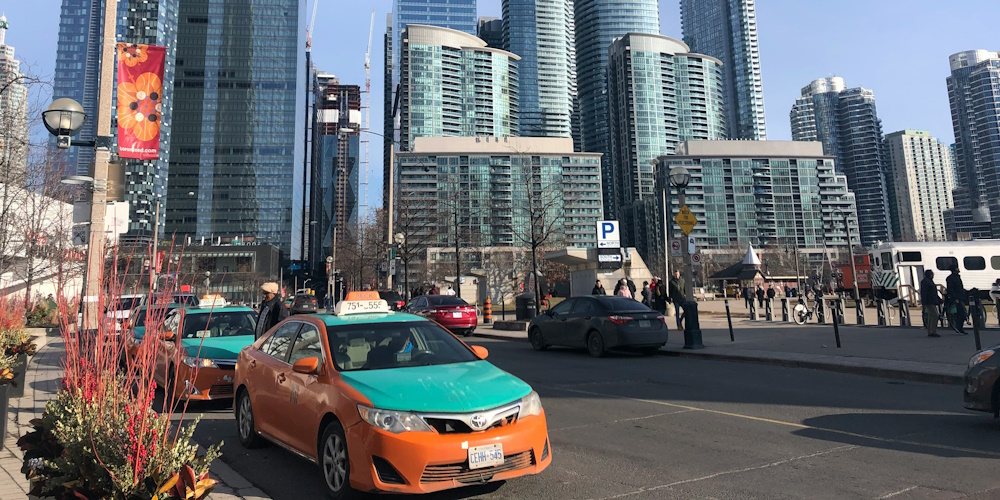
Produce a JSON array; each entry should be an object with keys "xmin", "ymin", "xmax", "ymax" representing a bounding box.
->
[
  {"xmin": 423, "ymin": 414, "xmax": 517, "ymax": 434},
  {"xmin": 210, "ymin": 384, "xmax": 234, "ymax": 396},
  {"xmin": 215, "ymin": 360, "xmax": 236, "ymax": 371},
  {"xmin": 420, "ymin": 450, "xmax": 535, "ymax": 484}
]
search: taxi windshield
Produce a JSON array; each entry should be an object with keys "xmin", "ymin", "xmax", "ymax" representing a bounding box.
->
[
  {"xmin": 328, "ymin": 321, "xmax": 478, "ymax": 371},
  {"xmin": 181, "ymin": 311, "xmax": 257, "ymax": 338}
]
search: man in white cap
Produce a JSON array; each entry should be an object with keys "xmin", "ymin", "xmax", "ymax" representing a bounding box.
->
[{"xmin": 255, "ymin": 282, "xmax": 288, "ymax": 339}]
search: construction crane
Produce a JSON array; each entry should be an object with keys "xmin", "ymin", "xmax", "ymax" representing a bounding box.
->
[
  {"xmin": 306, "ymin": 0, "xmax": 319, "ymax": 50},
  {"xmin": 360, "ymin": 9, "xmax": 374, "ymax": 224}
]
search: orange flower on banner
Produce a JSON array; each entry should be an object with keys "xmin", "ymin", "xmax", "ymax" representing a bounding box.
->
[
  {"xmin": 117, "ymin": 72, "xmax": 163, "ymax": 142},
  {"xmin": 118, "ymin": 43, "xmax": 149, "ymax": 67}
]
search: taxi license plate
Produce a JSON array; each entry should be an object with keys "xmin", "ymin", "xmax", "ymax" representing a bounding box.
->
[
  {"xmin": 468, "ymin": 444, "xmax": 503, "ymax": 470},
  {"xmin": 453, "ymin": 312, "xmax": 463, "ymax": 318},
  {"xmin": 639, "ymin": 320, "xmax": 650, "ymax": 327}
]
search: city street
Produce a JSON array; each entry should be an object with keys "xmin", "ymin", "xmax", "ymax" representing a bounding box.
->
[{"xmin": 182, "ymin": 338, "xmax": 1000, "ymax": 499}]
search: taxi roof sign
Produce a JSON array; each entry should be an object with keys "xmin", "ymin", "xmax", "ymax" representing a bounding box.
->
[
  {"xmin": 196, "ymin": 294, "xmax": 229, "ymax": 308},
  {"xmin": 345, "ymin": 291, "xmax": 381, "ymax": 301},
  {"xmin": 334, "ymin": 291, "xmax": 391, "ymax": 316}
]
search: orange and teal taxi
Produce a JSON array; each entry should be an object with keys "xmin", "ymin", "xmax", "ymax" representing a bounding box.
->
[
  {"xmin": 234, "ymin": 291, "xmax": 551, "ymax": 497},
  {"xmin": 153, "ymin": 296, "xmax": 258, "ymax": 401}
]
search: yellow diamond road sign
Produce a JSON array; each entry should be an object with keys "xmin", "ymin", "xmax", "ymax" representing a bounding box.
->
[{"xmin": 675, "ymin": 205, "xmax": 698, "ymax": 235}]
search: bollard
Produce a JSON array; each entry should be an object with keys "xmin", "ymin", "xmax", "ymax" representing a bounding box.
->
[
  {"xmin": 682, "ymin": 300, "xmax": 704, "ymax": 349},
  {"xmin": 725, "ymin": 299, "xmax": 735, "ymax": 342},
  {"xmin": 816, "ymin": 296, "xmax": 826, "ymax": 324},
  {"xmin": 781, "ymin": 298, "xmax": 789, "ymax": 322},
  {"xmin": 830, "ymin": 301, "xmax": 842, "ymax": 348},
  {"xmin": 483, "ymin": 297, "xmax": 492, "ymax": 324},
  {"xmin": 995, "ymin": 299, "xmax": 1000, "ymax": 327},
  {"xmin": 876, "ymin": 298, "xmax": 886, "ymax": 326},
  {"xmin": 855, "ymin": 296, "xmax": 866, "ymax": 326},
  {"xmin": 899, "ymin": 300, "xmax": 911, "ymax": 327},
  {"xmin": 971, "ymin": 298, "xmax": 983, "ymax": 351},
  {"xmin": 750, "ymin": 299, "xmax": 757, "ymax": 320},
  {"xmin": 765, "ymin": 298, "xmax": 773, "ymax": 321}
]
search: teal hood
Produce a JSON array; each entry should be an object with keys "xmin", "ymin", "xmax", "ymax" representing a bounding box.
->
[
  {"xmin": 340, "ymin": 361, "xmax": 532, "ymax": 413},
  {"xmin": 180, "ymin": 336, "xmax": 254, "ymax": 360}
]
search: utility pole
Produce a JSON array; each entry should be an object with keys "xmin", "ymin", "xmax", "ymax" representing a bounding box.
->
[{"xmin": 454, "ymin": 205, "xmax": 461, "ymax": 298}]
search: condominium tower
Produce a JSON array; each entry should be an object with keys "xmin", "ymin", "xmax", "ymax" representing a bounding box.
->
[
  {"xmin": 680, "ymin": 0, "xmax": 767, "ymax": 140},
  {"xmin": 884, "ymin": 130, "xmax": 954, "ymax": 242},
  {"xmin": 606, "ymin": 34, "xmax": 726, "ymax": 256},
  {"xmin": 502, "ymin": 0, "xmax": 577, "ymax": 144},
  {"xmin": 0, "ymin": 15, "xmax": 28, "ymax": 175},
  {"xmin": 164, "ymin": 0, "xmax": 306, "ymax": 259},
  {"xmin": 945, "ymin": 50, "xmax": 1000, "ymax": 239},
  {"xmin": 790, "ymin": 77, "xmax": 893, "ymax": 245},
  {"xmin": 574, "ymin": 0, "xmax": 659, "ymax": 217}
]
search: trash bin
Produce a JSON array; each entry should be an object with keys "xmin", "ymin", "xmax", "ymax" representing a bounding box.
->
[{"xmin": 515, "ymin": 293, "xmax": 537, "ymax": 320}]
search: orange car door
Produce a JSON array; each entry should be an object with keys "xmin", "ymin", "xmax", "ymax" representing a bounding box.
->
[
  {"xmin": 281, "ymin": 322, "xmax": 330, "ymax": 456},
  {"xmin": 155, "ymin": 311, "xmax": 181, "ymax": 385},
  {"xmin": 252, "ymin": 321, "xmax": 301, "ymax": 441}
]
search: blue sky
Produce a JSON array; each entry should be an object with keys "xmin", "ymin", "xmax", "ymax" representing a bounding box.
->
[{"xmin": 3, "ymin": 0, "xmax": 997, "ymax": 210}]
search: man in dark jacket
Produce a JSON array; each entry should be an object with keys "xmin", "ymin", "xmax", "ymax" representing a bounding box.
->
[
  {"xmin": 255, "ymin": 282, "xmax": 289, "ymax": 339},
  {"xmin": 668, "ymin": 271, "xmax": 686, "ymax": 330},
  {"xmin": 946, "ymin": 264, "xmax": 968, "ymax": 334},
  {"xmin": 592, "ymin": 280, "xmax": 606, "ymax": 295},
  {"xmin": 743, "ymin": 285, "xmax": 753, "ymax": 309},
  {"xmin": 920, "ymin": 270, "xmax": 942, "ymax": 337},
  {"xmin": 755, "ymin": 286, "xmax": 765, "ymax": 308}
]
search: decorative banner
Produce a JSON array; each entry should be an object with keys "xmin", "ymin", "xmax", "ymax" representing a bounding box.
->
[{"xmin": 116, "ymin": 43, "xmax": 165, "ymax": 160}]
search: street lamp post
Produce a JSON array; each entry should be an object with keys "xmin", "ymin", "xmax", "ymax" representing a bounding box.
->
[
  {"xmin": 669, "ymin": 166, "xmax": 703, "ymax": 349},
  {"xmin": 651, "ymin": 157, "xmax": 672, "ymax": 317}
]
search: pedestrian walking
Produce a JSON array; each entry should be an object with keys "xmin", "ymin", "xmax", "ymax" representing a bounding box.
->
[
  {"xmin": 641, "ymin": 281, "xmax": 651, "ymax": 306},
  {"xmin": 653, "ymin": 281, "xmax": 668, "ymax": 314},
  {"xmin": 626, "ymin": 278, "xmax": 637, "ymax": 299},
  {"xmin": 766, "ymin": 286, "xmax": 776, "ymax": 308},
  {"xmin": 254, "ymin": 282, "xmax": 289, "ymax": 339},
  {"xmin": 668, "ymin": 271, "xmax": 686, "ymax": 330},
  {"xmin": 743, "ymin": 285, "xmax": 752, "ymax": 309},
  {"xmin": 616, "ymin": 279, "xmax": 633, "ymax": 299},
  {"xmin": 592, "ymin": 280, "xmax": 607, "ymax": 295},
  {"xmin": 755, "ymin": 285, "xmax": 765, "ymax": 309},
  {"xmin": 946, "ymin": 264, "xmax": 968, "ymax": 334},
  {"xmin": 920, "ymin": 269, "xmax": 942, "ymax": 337}
]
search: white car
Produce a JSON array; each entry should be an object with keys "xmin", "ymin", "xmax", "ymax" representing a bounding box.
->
[{"xmin": 77, "ymin": 294, "xmax": 145, "ymax": 331}]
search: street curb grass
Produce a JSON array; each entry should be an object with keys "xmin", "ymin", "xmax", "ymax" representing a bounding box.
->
[{"xmin": 469, "ymin": 331, "xmax": 965, "ymax": 386}]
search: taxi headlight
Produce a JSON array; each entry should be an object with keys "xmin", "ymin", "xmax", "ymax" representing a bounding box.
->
[
  {"xmin": 969, "ymin": 350, "xmax": 994, "ymax": 368},
  {"xmin": 357, "ymin": 405, "xmax": 432, "ymax": 433},
  {"xmin": 518, "ymin": 391, "xmax": 543, "ymax": 418},
  {"xmin": 182, "ymin": 356, "xmax": 219, "ymax": 369}
]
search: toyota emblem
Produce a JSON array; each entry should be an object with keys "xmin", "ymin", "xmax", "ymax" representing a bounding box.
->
[{"xmin": 470, "ymin": 414, "xmax": 488, "ymax": 430}]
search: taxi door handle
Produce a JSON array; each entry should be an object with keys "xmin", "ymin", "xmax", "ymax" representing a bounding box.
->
[
  {"xmin": 277, "ymin": 373, "xmax": 286, "ymax": 384},
  {"xmin": 249, "ymin": 359, "xmax": 256, "ymax": 368}
]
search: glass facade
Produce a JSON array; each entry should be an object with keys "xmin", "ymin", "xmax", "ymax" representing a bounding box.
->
[
  {"xmin": 501, "ymin": 0, "xmax": 577, "ymax": 143},
  {"xmin": 53, "ymin": 0, "xmax": 103, "ymax": 177},
  {"xmin": 0, "ymin": 16, "xmax": 29, "ymax": 175},
  {"xmin": 681, "ymin": 0, "xmax": 767, "ymax": 140},
  {"xmin": 946, "ymin": 50, "xmax": 1000, "ymax": 239},
  {"xmin": 574, "ymin": 0, "xmax": 659, "ymax": 217},
  {"xmin": 885, "ymin": 130, "xmax": 954, "ymax": 242},
  {"xmin": 606, "ymin": 34, "xmax": 726, "ymax": 257},
  {"xmin": 790, "ymin": 78, "xmax": 892, "ymax": 245},
  {"xmin": 165, "ymin": 0, "xmax": 306, "ymax": 260}
]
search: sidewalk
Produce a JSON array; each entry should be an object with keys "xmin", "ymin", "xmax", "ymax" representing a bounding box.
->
[
  {"xmin": 474, "ymin": 301, "xmax": 998, "ymax": 385},
  {"xmin": 0, "ymin": 330, "xmax": 270, "ymax": 500}
]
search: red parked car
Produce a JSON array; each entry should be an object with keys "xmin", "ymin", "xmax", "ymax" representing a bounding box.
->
[{"xmin": 405, "ymin": 295, "xmax": 478, "ymax": 336}]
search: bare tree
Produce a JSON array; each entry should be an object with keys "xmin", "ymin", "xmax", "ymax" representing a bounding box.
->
[{"xmin": 507, "ymin": 150, "xmax": 566, "ymax": 303}]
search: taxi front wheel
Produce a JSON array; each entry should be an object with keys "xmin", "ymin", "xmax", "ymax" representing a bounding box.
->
[
  {"xmin": 236, "ymin": 390, "xmax": 263, "ymax": 448},
  {"xmin": 320, "ymin": 421, "xmax": 355, "ymax": 499}
]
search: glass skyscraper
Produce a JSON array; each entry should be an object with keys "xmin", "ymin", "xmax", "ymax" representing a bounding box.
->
[
  {"xmin": 606, "ymin": 33, "xmax": 726, "ymax": 257},
  {"xmin": 680, "ymin": 0, "xmax": 767, "ymax": 140},
  {"xmin": 164, "ymin": 0, "xmax": 306, "ymax": 259},
  {"xmin": 502, "ymin": 0, "xmax": 577, "ymax": 144},
  {"xmin": 53, "ymin": 0, "xmax": 104, "ymax": 177},
  {"xmin": 0, "ymin": 15, "xmax": 29, "ymax": 175},
  {"xmin": 885, "ymin": 130, "xmax": 954, "ymax": 242},
  {"xmin": 945, "ymin": 50, "xmax": 1000, "ymax": 239},
  {"xmin": 790, "ymin": 77, "xmax": 893, "ymax": 246},
  {"xmin": 574, "ymin": 0, "xmax": 659, "ymax": 217}
]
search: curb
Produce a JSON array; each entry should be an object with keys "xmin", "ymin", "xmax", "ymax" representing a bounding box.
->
[{"xmin": 474, "ymin": 332, "xmax": 529, "ymax": 343}]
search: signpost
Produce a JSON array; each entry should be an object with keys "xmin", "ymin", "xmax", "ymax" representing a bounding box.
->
[
  {"xmin": 596, "ymin": 220, "xmax": 621, "ymax": 248},
  {"xmin": 692, "ymin": 252, "xmax": 702, "ymax": 267}
]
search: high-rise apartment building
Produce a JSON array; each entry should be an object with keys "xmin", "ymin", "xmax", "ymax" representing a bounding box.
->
[
  {"xmin": 308, "ymin": 72, "xmax": 361, "ymax": 275},
  {"xmin": 606, "ymin": 34, "xmax": 726, "ymax": 257},
  {"xmin": 574, "ymin": 0, "xmax": 659, "ymax": 217},
  {"xmin": 945, "ymin": 50, "xmax": 1000, "ymax": 239},
  {"xmin": 398, "ymin": 25, "xmax": 519, "ymax": 151},
  {"xmin": 884, "ymin": 130, "xmax": 954, "ymax": 242},
  {"xmin": 477, "ymin": 17, "xmax": 503, "ymax": 49},
  {"xmin": 680, "ymin": 0, "xmax": 767, "ymax": 140},
  {"xmin": 502, "ymin": 0, "xmax": 577, "ymax": 144},
  {"xmin": 0, "ymin": 15, "xmax": 28, "ymax": 175},
  {"xmin": 790, "ymin": 77, "xmax": 893, "ymax": 245},
  {"xmin": 165, "ymin": 0, "xmax": 306, "ymax": 259}
]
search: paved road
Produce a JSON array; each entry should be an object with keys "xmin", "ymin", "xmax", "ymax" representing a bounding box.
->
[{"xmin": 183, "ymin": 339, "xmax": 1000, "ymax": 499}]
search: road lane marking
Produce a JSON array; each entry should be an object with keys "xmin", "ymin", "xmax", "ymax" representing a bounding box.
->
[
  {"xmin": 541, "ymin": 385, "xmax": 1000, "ymax": 459},
  {"xmin": 878, "ymin": 486, "xmax": 918, "ymax": 498},
  {"xmin": 592, "ymin": 444, "xmax": 859, "ymax": 499},
  {"xmin": 549, "ymin": 410, "xmax": 695, "ymax": 432}
]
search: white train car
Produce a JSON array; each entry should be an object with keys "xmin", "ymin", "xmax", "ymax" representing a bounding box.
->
[{"xmin": 868, "ymin": 240, "xmax": 1000, "ymax": 302}]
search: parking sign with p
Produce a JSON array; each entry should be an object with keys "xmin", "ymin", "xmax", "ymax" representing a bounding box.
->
[{"xmin": 597, "ymin": 220, "xmax": 621, "ymax": 248}]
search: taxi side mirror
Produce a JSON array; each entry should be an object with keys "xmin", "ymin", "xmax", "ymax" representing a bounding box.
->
[
  {"xmin": 162, "ymin": 331, "xmax": 175, "ymax": 341},
  {"xmin": 471, "ymin": 345, "xmax": 489, "ymax": 359},
  {"xmin": 292, "ymin": 357, "xmax": 320, "ymax": 375}
]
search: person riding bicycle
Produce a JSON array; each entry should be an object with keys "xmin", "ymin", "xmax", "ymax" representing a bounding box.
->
[{"xmin": 945, "ymin": 264, "xmax": 968, "ymax": 334}]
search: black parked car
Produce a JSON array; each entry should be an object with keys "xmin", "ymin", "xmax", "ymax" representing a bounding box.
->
[
  {"xmin": 528, "ymin": 296, "xmax": 667, "ymax": 357},
  {"xmin": 378, "ymin": 290, "xmax": 406, "ymax": 311},
  {"xmin": 964, "ymin": 344, "xmax": 1000, "ymax": 418},
  {"xmin": 290, "ymin": 294, "xmax": 318, "ymax": 314}
]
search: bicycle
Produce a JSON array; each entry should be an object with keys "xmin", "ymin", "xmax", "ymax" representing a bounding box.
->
[{"xmin": 792, "ymin": 298, "xmax": 820, "ymax": 325}]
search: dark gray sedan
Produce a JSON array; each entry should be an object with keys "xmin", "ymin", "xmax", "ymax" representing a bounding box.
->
[
  {"xmin": 528, "ymin": 296, "xmax": 667, "ymax": 357},
  {"xmin": 964, "ymin": 344, "xmax": 1000, "ymax": 417}
]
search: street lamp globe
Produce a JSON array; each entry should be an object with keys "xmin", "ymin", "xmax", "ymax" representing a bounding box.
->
[
  {"xmin": 668, "ymin": 166, "xmax": 691, "ymax": 189},
  {"xmin": 42, "ymin": 98, "xmax": 87, "ymax": 148},
  {"xmin": 326, "ymin": 256, "xmax": 333, "ymax": 264},
  {"xmin": 394, "ymin": 232, "xmax": 405, "ymax": 245}
]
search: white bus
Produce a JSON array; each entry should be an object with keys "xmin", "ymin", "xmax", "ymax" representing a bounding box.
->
[{"xmin": 868, "ymin": 241, "xmax": 1000, "ymax": 303}]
